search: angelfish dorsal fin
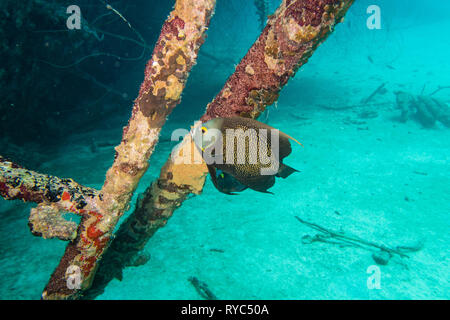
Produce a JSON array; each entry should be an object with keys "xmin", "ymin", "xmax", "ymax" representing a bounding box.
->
[{"xmin": 279, "ymin": 130, "xmax": 303, "ymax": 147}]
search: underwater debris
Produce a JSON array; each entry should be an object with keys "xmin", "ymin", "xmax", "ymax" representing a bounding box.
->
[
  {"xmin": 358, "ymin": 110, "xmax": 379, "ymax": 119},
  {"xmin": 294, "ymin": 216, "xmax": 421, "ymax": 263},
  {"xmin": 340, "ymin": 109, "xmax": 379, "ymax": 129},
  {"xmin": 317, "ymin": 100, "xmax": 392, "ymax": 112},
  {"xmin": 188, "ymin": 276, "xmax": 218, "ymax": 300},
  {"xmin": 395, "ymin": 91, "xmax": 416, "ymax": 123},
  {"xmin": 394, "ymin": 91, "xmax": 450, "ymax": 128},
  {"xmin": 429, "ymin": 85, "xmax": 450, "ymax": 96},
  {"xmin": 361, "ymin": 82, "xmax": 387, "ymax": 104},
  {"xmin": 417, "ymin": 96, "xmax": 450, "ymax": 127},
  {"xmin": 372, "ymin": 250, "xmax": 391, "ymax": 266},
  {"xmin": 415, "ymin": 96, "xmax": 436, "ymax": 128}
]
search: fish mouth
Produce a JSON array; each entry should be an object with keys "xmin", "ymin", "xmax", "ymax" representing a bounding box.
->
[{"xmin": 190, "ymin": 125, "xmax": 203, "ymax": 150}]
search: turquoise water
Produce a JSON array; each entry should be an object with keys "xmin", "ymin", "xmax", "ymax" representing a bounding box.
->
[{"xmin": 0, "ymin": 0, "xmax": 449, "ymax": 299}]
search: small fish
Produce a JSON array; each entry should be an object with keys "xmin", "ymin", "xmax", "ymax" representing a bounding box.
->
[
  {"xmin": 367, "ymin": 56, "xmax": 374, "ymax": 64},
  {"xmin": 191, "ymin": 117, "xmax": 301, "ymax": 194}
]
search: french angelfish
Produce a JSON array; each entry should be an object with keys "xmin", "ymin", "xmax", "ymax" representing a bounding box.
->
[{"xmin": 191, "ymin": 117, "xmax": 301, "ymax": 194}]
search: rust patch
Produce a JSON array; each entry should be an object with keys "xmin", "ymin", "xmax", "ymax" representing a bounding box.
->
[
  {"xmin": 285, "ymin": 0, "xmax": 333, "ymax": 27},
  {"xmin": 139, "ymin": 88, "xmax": 166, "ymax": 118},
  {"xmin": 43, "ymin": 242, "xmax": 82, "ymax": 299},
  {"xmin": 244, "ymin": 88, "xmax": 279, "ymax": 118},
  {"xmin": 119, "ymin": 162, "xmax": 140, "ymax": 176},
  {"xmin": 138, "ymin": 49, "xmax": 188, "ymax": 122},
  {"xmin": 158, "ymin": 195, "xmax": 171, "ymax": 205}
]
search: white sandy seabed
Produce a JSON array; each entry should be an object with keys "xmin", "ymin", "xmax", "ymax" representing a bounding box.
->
[{"xmin": 1, "ymin": 91, "xmax": 448, "ymax": 299}]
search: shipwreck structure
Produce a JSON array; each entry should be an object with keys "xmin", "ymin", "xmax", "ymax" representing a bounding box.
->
[{"xmin": 0, "ymin": 0, "xmax": 355, "ymax": 299}]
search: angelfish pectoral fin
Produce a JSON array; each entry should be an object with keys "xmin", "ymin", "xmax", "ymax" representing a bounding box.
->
[
  {"xmin": 234, "ymin": 174, "xmax": 276, "ymax": 194},
  {"xmin": 276, "ymin": 163, "xmax": 299, "ymax": 179},
  {"xmin": 207, "ymin": 165, "xmax": 221, "ymax": 190},
  {"xmin": 207, "ymin": 165, "xmax": 245, "ymax": 195}
]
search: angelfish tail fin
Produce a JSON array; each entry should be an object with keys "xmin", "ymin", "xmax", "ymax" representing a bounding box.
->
[{"xmin": 276, "ymin": 163, "xmax": 299, "ymax": 179}]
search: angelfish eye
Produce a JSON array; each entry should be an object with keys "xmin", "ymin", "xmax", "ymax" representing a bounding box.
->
[{"xmin": 201, "ymin": 126, "xmax": 208, "ymax": 134}]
